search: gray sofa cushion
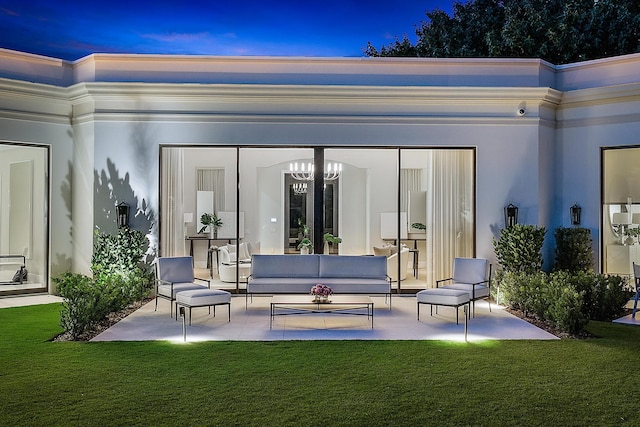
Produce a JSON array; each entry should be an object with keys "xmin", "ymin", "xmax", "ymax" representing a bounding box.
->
[
  {"xmin": 318, "ymin": 255, "xmax": 387, "ymax": 279},
  {"xmin": 251, "ymin": 254, "xmax": 319, "ymax": 278}
]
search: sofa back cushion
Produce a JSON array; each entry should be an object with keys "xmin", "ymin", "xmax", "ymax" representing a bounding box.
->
[
  {"xmin": 318, "ymin": 255, "xmax": 387, "ymax": 279},
  {"xmin": 251, "ymin": 254, "xmax": 319, "ymax": 278}
]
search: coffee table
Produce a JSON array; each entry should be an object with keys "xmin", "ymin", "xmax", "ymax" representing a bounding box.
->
[{"xmin": 270, "ymin": 295, "xmax": 374, "ymax": 329}]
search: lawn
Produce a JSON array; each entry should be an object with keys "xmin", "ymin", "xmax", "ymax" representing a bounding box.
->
[{"xmin": 1, "ymin": 303, "xmax": 639, "ymax": 426}]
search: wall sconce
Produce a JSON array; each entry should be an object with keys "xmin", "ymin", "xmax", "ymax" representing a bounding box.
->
[
  {"xmin": 117, "ymin": 202, "xmax": 130, "ymax": 229},
  {"xmin": 504, "ymin": 203, "xmax": 518, "ymax": 228},
  {"xmin": 570, "ymin": 204, "xmax": 581, "ymax": 226}
]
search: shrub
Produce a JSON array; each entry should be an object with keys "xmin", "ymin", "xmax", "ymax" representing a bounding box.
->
[
  {"xmin": 91, "ymin": 227, "xmax": 154, "ymax": 306},
  {"xmin": 554, "ymin": 227, "xmax": 593, "ymax": 272},
  {"xmin": 55, "ymin": 272, "xmax": 115, "ymax": 339},
  {"xmin": 570, "ymin": 272, "xmax": 630, "ymax": 321},
  {"xmin": 544, "ymin": 275, "xmax": 587, "ymax": 335},
  {"xmin": 497, "ymin": 269, "xmax": 631, "ymax": 335},
  {"xmin": 494, "ymin": 224, "xmax": 546, "ymax": 274},
  {"xmin": 497, "ymin": 270, "xmax": 547, "ymax": 318},
  {"xmin": 92, "ymin": 228, "xmax": 151, "ymax": 276},
  {"xmin": 56, "ymin": 227, "xmax": 155, "ymax": 340}
]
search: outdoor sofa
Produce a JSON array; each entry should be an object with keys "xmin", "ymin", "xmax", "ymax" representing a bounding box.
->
[{"xmin": 246, "ymin": 254, "xmax": 391, "ymax": 308}]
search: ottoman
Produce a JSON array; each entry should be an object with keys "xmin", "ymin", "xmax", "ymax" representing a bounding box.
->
[
  {"xmin": 175, "ymin": 289, "xmax": 232, "ymax": 325},
  {"xmin": 416, "ymin": 288, "xmax": 470, "ymax": 325}
]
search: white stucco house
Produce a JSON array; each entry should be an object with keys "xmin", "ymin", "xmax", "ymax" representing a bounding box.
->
[{"xmin": 1, "ymin": 47, "xmax": 639, "ymax": 296}]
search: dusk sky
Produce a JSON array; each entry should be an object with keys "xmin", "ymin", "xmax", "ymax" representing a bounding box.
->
[{"xmin": 0, "ymin": 1, "xmax": 453, "ymax": 61}]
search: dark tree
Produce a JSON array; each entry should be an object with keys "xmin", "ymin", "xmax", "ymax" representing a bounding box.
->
[{"xmin": 364, "ymin": 0, "xmax": 640, "ymax": 64}]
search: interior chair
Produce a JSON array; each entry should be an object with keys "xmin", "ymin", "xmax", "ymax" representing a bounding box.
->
[
  {"xmin": 218, "ymin": 243, "xmax": 253, "ymax": 283},
  {"xmin": 632, "ymin": 262, "xmax": 640, "ymax": 318},
  {"xmin": 436, "ymin": 257, "xmax": 492, "ymax": 317},
  {"xmin": 156, "ymin": 256, "xmax": 210, "ymax": 316},
  {"xmin": 386, "ymin": 246, "xmax": 411, "ymax": 283}
]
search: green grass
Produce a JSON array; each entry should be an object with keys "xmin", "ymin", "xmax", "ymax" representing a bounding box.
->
[{"xmin": 1, "ymin": 303, "xmax": 639, "ymax": 426}]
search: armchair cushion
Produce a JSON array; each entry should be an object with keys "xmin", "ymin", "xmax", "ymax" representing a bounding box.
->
[
  {"xmin": 451, "ymin": 257, "xmax": 489, "ymax": 285},
  {"xmin": 157, "ymin": 256, "xmax": 194, "ymax": 283}
]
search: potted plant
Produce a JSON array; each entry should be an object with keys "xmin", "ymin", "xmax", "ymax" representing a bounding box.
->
[
  {"xmin": 199, "ymin": 213, "xmax": 223, "ymax": 238},
  {"xmin": 323, "ymin": 233, "xmax": 342, "ymax": 254},
  {"xmin": 297, "ymin": 237, "xmax": 312, "ymax": 254}
]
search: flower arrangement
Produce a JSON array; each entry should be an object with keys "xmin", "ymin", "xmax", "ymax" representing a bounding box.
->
[{"xmin": 310, "ymin": 284, "xmax": 332, "ymax": 301}]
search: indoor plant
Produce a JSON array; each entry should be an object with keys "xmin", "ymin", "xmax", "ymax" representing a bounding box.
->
[
  {"xmin": 297, "ymin": 237, "xmax": 312, "ymax": 254},
  {"xmin": 323, "ymin": 233, "xmax": 342, "ymax": 254},
  {"xmin": 199, "ymin": 213, "xmax": 223, "ymax": 238}
]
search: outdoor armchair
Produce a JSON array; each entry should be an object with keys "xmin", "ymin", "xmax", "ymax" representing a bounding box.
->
[
  {"xmin": 155, "ymin": 256, "xmax": 210, "ymax": 317},
  {"xmin": 436, "ymin": 257, "xmax": 492, "ymax": 317}
]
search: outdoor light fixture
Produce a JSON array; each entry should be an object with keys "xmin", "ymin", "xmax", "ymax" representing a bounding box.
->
[
  {"xmin": 504, "ymin": 202, "xmax": 518, "ymax": 228},
  {"xmin": 117, "ymin": 201, "xmax": 130, "ymax": 229},
  {"xmin": 570, "ymin": 203, "xmax": 581, "ymax": 226}
]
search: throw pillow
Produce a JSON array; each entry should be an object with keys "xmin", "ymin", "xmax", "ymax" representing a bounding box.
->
[
  {"xmin": 373, "ymin": 246, "xmax": 391, "ymax": 257},
  {"xmin": 238, "ymin": 243, "xmax": 251, "ymax": 261}
]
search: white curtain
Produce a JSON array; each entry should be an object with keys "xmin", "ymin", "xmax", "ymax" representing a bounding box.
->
[
  {"xmin": 401, "ymin": 169, "xmax": 422, "ymax": 214},
  {"xmin": 424, "ymin": 150, "xmax": 474, "ymax": 285},
  {"xmin": 161, "ymin": 148, "xmax": 185, "ymax": 257},
  {"xmin": 197, "ymin": 168, "xmax": 225, "ymax": 212}
]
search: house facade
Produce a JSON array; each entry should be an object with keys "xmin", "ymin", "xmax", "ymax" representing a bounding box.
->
[{"xmin": 1, "ymin": 48, "xmax": 640, "ymax": 295}]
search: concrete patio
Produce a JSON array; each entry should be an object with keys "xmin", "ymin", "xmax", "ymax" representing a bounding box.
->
[
  {"xmin": 90, "ymin": 295, "xmax": 559, "ymax": 342},
  {"xmin": 7, "ymin": 293, "xmax": 640, "ymax": 342}
]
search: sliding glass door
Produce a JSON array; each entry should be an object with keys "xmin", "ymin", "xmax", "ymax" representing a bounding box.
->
[
  {"xmin": 0, "ymin": 142, "xmax": 49, "ymax": 295},
  {"xmin": 160, "ymin": 145, "xmax": 475, "ymax": 291}
]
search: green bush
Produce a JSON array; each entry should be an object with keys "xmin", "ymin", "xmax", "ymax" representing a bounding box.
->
[
  {"xmin": 92, "ymin": 228, "xmax": 151, "ymax": 276},
  {"xmin": 497, "ymin": 269, "xmax": 631, "ymax": 335},
  {"xmin": 544, "ymin": 276, "xmax": 587, "ymax": 335},
  {"xmin": 496, "ymin": 270, "xmax": 546, "ymax": 318},
  {"xmin": 54, "ymin": 272, "xmax": 117, "ymax": 339},
  {"xmin": 56, "ymin": 227, "xmax": 155, "ymax": 339},
  {"xmin": 91, "ymin": 227, "xmax": 154, "ymax": 306},
  {"xmin": 494, "ymin": 224, "xmax": 546, "ymax": 273},
  {"xmin": 554, "ymin": 227, "xmax": 593, "ymax": 272},
  {"xmin": 570, "ymin": 272, "xmax": 630, "ymax": 321}
]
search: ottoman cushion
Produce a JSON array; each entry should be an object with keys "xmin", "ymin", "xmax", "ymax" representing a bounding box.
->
[
  {"xmin": 176, "ymin": 289, "xmax": 231, "ymax": 307},
  {"xmin": 417, "ymin": 288, "xmax": 470, "ymax": 306}
]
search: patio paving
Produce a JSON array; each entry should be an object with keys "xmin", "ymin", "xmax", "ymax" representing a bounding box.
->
[{"xmin": 90, "ymin": 295, "xmax": 559, "ymax": 342}]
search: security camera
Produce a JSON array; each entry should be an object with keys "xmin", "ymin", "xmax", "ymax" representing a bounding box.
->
[{"xmin": 517, "ymin": 107, "xmax": 526, "ymax": 117}]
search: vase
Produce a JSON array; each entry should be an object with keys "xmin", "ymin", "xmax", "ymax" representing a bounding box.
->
[
  {"xmin": 324, "ymin": 241, "xmax": 329, "ymax": 254},
  {"xmin": 313, "ymin": 295, "xmax": 329, "ymax": 303},
  {"xmin": 210, "ymin": 229, "xmax": 217, "ymax": 239},
  {"xmin": 301, "ymin": 247, "xmax": 310, "ymax": 255}
]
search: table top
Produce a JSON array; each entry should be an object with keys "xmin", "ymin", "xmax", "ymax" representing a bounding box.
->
[{"xmin": 271, "ymin": 295, "xmax": 373, "ymax": 305}]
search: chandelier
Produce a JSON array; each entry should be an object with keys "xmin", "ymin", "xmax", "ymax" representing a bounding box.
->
[
  {"xmin": 292, "ymin": 182, "xmax": 307, "ymax": 195},
  {"xmin": 289, "ymin": 161, "xmax": 342, "ymax": 181}
]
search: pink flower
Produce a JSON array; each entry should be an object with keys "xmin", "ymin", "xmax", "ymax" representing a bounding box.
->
[{"xmin": 311, "ymin": 284, "xmax": 332, "ymax": 296}]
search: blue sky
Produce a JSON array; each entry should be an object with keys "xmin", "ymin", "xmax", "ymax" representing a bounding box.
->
[{"xmin": 0, "ymin": 1, "xmax": 453, "ymax": 60}]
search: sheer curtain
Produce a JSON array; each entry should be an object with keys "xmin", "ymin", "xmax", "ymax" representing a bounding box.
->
[
  {"xmin": 197, "ymin": 168, "xmax": 225, "ymax": 212},
  {"xmin": 161, "ymin": 148, "xmax": 185, "ymax": 257},
  {"xmin": 424, "ymin": 150, "xmax": 473, "ymax": 285},
  {"xmin": 401, "ymin": 169, "xmax": 422, "ymax": 213}
]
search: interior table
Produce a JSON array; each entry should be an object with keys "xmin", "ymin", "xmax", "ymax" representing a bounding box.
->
[{"xmin": 270, "ymin": 295, "xmax": 374, "ymax": 329}]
